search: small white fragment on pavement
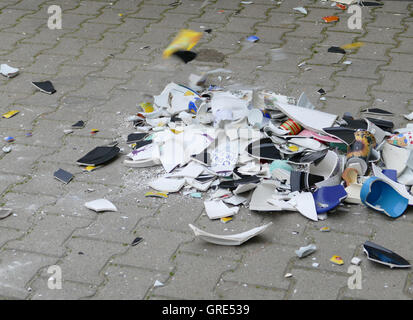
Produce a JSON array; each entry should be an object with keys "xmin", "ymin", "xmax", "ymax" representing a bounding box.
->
[
  {"xmin": 293, "ymin": 7, "xmax": 307, "ymax": 14},
  {"xmin": 2, "ymin": 146, "xmax": 11, "ymax": 153},
  {"xmin": 312, "ymin": 263, "xmax": 319, "ymax": 268},
  {"xmin": 295, "ymin": 244, "xmax": 317, "ymax": 258},
  {"xmin": 284, "ymin": 273, "xmax": 293, "ymax": 278},
  {"xmin": 351, "ymin": 257, "xmax": 362, "ymax": 265},
  {"xmin": 343, "ymin": 60, "xmax": 352, "ymax": 65},
  {"xmin": 154, "ymin": 280, "xmax": 164, "ymax": 287},
  {"xmin": 84, "ymin": 199, "xmax": 117, "ymax": 212},
  {"xmin": 318, "ymin": 213, "xmax": 328, "ymax": 220}
]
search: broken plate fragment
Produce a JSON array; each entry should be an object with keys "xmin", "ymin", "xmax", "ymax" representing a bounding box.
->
[
  {"xmin": 204, "ymin": 200, "xmax": 239, "ymax": 220},
  {"xmin": 188, "ymin": 222, "xmax": 272, "ymax": 246},
  {"xmin": 313, "ymin": 185, "xmax": 347, "ymax": 214},
  {"xmin": 32, "ymin": 81, "xmax": 56, "ymax": 94},
  {"xmin": 293, "ymin": 7, "xmax": 307, "ymax": 14},
  {"xmin": 2, "ymin": 110, "xmax": 19, "ymax": 119},
  {"xmin": 84, "ymin": 199, "xmax": 117, "ymax": 212},
  {"xmin": 0, "ymin": 64, "xmax": 19, "ymax": 78},
  {"xmin": 330, "ymin": 255, "xmax": 344, "ymax": 265},
  {"xmin": 363, "ymin": 241, "xmax": 411, "ymax": 269},
  {"xmin": 148, "ymin": 177, "xmax": 185, "ymax": 193},
  {"xmin": 53, "ymin": 168, "xmax": 74, "ymax": 184},
  {"xmin": 289, "ymin": 192, "xmax": 318, "ymax": 221},
  {"xmin": 295, "ymin": 244, "xmax": 317, "ymax": 258},
  {"xmin": 77, "ymin": 146, "xmax": 120, "ymax": 166},
  {"xmin": 0, "ymin": 208, "xmax": 13, "ymax": 219}
]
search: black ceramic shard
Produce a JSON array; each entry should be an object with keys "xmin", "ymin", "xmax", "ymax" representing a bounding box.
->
[
  {"xmin": 218, "ymin": 176, "xmax": 260, "ymax": 190},
  {"xmin": 71, "ymin": 120, "xmax": 85, "ymax": 129},
  {"xmin": 53, "ymin": 168, "xmax": 74, "ymax": 184},
  {"xmin": 247, "ymin": 138, "xmax": 281, "ymax": 161},
  {"xmin": 126, "ymin": 133, "xmax": 147, "ymax": 144},
  {"xmin": 360, "ymin": 1, "xmax": 383, "ymax": 7},
  {"xmin": 32, "ymin": 81, "xmax": 56, "ymax": 94},
  {"xmin": 133, "ymin": 139, "xmax": 153, "ymax": 150},
  {"xmin": 361, "ymin": 108, "xmax": 393, "ymax": 116},
  {"xmin": 131, "ymin": 237, "xmax": 144, "ymax": 246},
  {"xmin": 342, "ymin": 118, "xmax": 368, "ymax": 130},
  {"xmin": 76, "ymin": 146, "xmax": 120, "ymax": 166},
  {"xmin": 172, "ymin": 50, "xmax": 197, "ymax": 63},
  {"xmin": 366, "ymin": 117, "xmax": 394, "ymax": 131},
  {"xmin": 204, "ymin": 28, "xmax": 212, "ymax": 34},
  {"xmin": 323, "ymin": 127, "xmax": 356, "ymax": 145},
  {"xmin": 317, "ymin": 88, "xmax": 326, "ymax": 95},
  {"xmin": 306, "ymin": 173, "xmax": 324, "ymax": 188},
  {"xmin": 191, "ymin": 149, "xmax": 211, "ymax": 166},
  {"xmin": 363, "ymin": 241, "xmax": 411, "ymax": 268},
  {"xmin": 328, "ymin": 46, "xmax": 346, "ymax": 54},
  {"xmin": 289, "ymin": 150, "xmax": 328, "ymax": 165},
  {"xmin": 290, "ymin": 171, "xmax": 305, "ymax": 192}
]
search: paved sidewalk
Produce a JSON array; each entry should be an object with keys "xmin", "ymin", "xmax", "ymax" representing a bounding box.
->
[{"xmin": 0, "ymin": 0, "xmax": 412, "ymax": 300}]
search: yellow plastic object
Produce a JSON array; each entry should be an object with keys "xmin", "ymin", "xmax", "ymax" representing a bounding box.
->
[
  {"xmin": 184, "ymin": 91, "xmax": 195, "ymax": 96},
  {"xmin": 84, "ymin": 166, "xmax": 99, "ymax": 172},
  {"xmin": 2, "ymin": 110, "xmax": 19, "ymax": 119},
  {"xmin": 139, "ymin": 102, "xmax": 154, "ymax": 113},
  {"xmin": 288, "ymin": 145, "xmax": 299, "ymax": 152},
  {"xmin": 91, "ymin": 129, "xmax": 99, "ymax": 134},
  {"xmin": 145, "ymin": 191, "xmax": 169, "ymax": 198},
  {"xmin": 320, "ymin": 227, "xmax": 331, "ymax": 232},
  {"xmin": 340, "ymin": 42, "xmax": 364, "ymax": 50},
  {"xmin": 163, "ymin": 29, "xmax": 203, "ymax": 58},
  {"xmin": 330, "ymin": 255, "xmax": 344, "ymax": 265}
]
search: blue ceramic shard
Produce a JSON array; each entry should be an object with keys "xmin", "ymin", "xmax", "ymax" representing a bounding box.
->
[
  {"xmin": 313, "ymin": 185, "xmax": 347, "ymax": 214},
  {"xmin": 360, "ymin": 177, "xmax": 408, "ymax": 218},
  {"xmin": 382, "ymin": 169, "xmax": 397, "ymax": 182},
  {"xmin": 363, "ymin": 241, "xmax": 411, "ymax": 269}
]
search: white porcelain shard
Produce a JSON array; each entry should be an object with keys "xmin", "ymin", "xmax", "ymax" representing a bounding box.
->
[
  {"xmin": 233, "ymin": 183, "xmax": 258, "ymax": 195},
  {"xmin": 382, "ymin": 143, "xmax": 410, "ymax": 177},
  {"xmin": 297, "ymin": 92, "xmax": 315, "ymax": 110},
  {"xmin": 310, "ymin": 150, "xmax": 339, "ymax": 178},
  {"xmin": 204, "ymin": 200, "xmax": 239, "ymax": 219},
  {"xmin": 293, "ymin": 7, "xmax": 307, "ymax": 14},
  {"xmin": 188, "ymin": 222, "xmax": 273, "ymax": 246},
  {"xmin": 295, "ymin": 244, "xmax": 317, "ymax": 258},
  {"xmin": 289, "ymin": 137, "xmax": 327, "ymax": 151},
  {"xmin": 149, "ymin": 177, "xmax": 185, "ymax": 193},
  {"xmin": 0, "ymin": 208, "xmax": 12, "ymax": 219},
  {"xmin": 84, "ymin": 199, "xmax": 117, "ymax": 212},
  {"xmin": 275, "ymin": 101, "xmax": 337, "ymax": 134},
  {"xmin": 223, "ymin": 194, "xmax": 249, "ymax": 206},
  {"xmin": 397, "ymin": 167, "xmax": 413, "ymax": 186},
  {"xmin": 250, "ymin": 181, "xmax": 281, "ymax": 211},
  {"xmin": 344, "ymin": 184, "xmax": 362, "ymax": 204},
  {"xmin": 0, "ymin": 64, "xmax": 19, "ymax": 78},
  {"xmin": 185, "ymin": 177, "xmax": 215, "ymax": 191},
  {"xmin": 169, "ymin": 162, "xmax": 205, "ymax": 178},
  {"xmin": 290, "ymin": 192, "xmax": 318, "ymax": 221}
]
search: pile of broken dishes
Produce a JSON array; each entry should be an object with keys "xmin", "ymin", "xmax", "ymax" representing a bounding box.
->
[{"xmin": 119, "ymin": 74, "xmax": 412, "ymax": 251}]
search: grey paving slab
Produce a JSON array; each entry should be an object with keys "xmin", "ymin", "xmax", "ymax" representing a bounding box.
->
[{"xmin": 0, "ymin": 0, "xmax": 411, "ymax": 300}]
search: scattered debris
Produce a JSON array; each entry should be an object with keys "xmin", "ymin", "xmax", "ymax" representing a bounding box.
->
[
  {"xmin": 295, "ymin": 244, "xmax": 317, "ymax": 258},
  {"xmin": 131, "ymin": 237, "xmax": 144, "ymax": 246},
  {"xmin": 2, "ymin": 110, "xmax": 19, "ymax": 119},
  {"xmin": 0, "ymin": 64, "xmax": 19, "ymax": 78},
  {"xmin": 363, "ymin": 241, "xmax": 411, "ymax": 268},
  {"xmin": 31, "ymin": 81, "xmax": 56, "ymax": 94},
  {"xmin": 53, "ymin": 168, "xmax": 74, "ymax": 184},
  {"xmin": 84, "ymin": 199, "xmax": 117, "ymax": 212},
  {"xmin": 330, "ymin": 255, "xmax": 344, "ymax": 265}
]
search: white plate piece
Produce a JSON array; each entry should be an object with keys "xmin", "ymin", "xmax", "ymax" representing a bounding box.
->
[
  {"xmin": 0, "ymin": 64, "xmax": 19, "ymax": 78},
  {"xmin": 149, "ymin": 177, "xmax": 185, "ymax": 193},
  {"xmin": 84, "ymin": 199, "xmax": 117, "ymax": 212},
  {"xmin": 344, "ymin": 184, "xmax": 362, "ymax": 204},
  {"xmin": 310, "ymin": 150, "xmax": 339, "ymax": 178},
  {"xmin": 204, "ymin": 200, "xmax": 239, "ymax": 219},
  {"xmin": 188, "ymin": 222, "xmax": 273, "ymax": 246},
  {"xmin": 250, "ymin": 181, "xmax": 282, "ymax": 211},
  {"xmin": 289, "ymin": 192, "xmax": 318, "ymax": 221},
  {"xmin": 382, "ymin": 143, "xmax": 410, "ymax": 177},
  {"xmin": 275, "ymin": 101, "xmax": 337, "ymax": 134}
]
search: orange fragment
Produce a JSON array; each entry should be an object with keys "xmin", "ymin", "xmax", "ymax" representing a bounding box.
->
[{"xmin": 322, "ymin": 16, "xmax": 339, "ymax": 23}]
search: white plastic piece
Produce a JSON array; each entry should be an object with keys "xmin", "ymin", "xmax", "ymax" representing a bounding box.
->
[
  {"xmin": 188, "ymin": 222, "xmax": 273, "ymax": 246},
  {"xmin": 84, "ymin": 199, "xmax": 117, "ymax": 212},
  {"xmin": 293, "ymin": 7, "xmax": 307, "ymax": 14},
  {"xmin": 344, "ymin": 184, "xmax": 362, "ymax": 204},
  {"xmin": 351, "ymin": 257, "xmax": 362, "ymax": 266},
  {"xmin": 290, "ymin": 192, "xmax": 318, "ymax": 221},
  {"xmin": 382, "ymin": 143, "xmax": 410, "ymax": 177},
  {"xmin": 0, "ymin": 64, "xmax": 19, "ymax": 78}
]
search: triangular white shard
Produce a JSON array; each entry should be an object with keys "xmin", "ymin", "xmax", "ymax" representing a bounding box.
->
[
  {"xmin": 250, "ymin": 181, "xmax": 281, "ymax": 211},
  {"xmin": 185, "ymin": 177, "xmax": 215, "ymax": 191},
  {"xmin": 233, "ymin": 183, "xmax": 258, "ymax": 195},
  {"xmin": 188, "ymin": 222, "xmax": 273, "ymax": 246},
  {"xmin": 149, "ymin": 177, "xmax": 185, "ymax": 193},
  {"xmin": 223, "ymin": 194, "xmax": 249, "ymax": 206},
  {"xmin": 293, "ymin": 7, "xmax": 307, "ymax": 14},
  {"xmin": 275, "ymin": 101, "xmax": 337, "ymax": 134},
  {"xmin": 154, "ymin": 280, "xmax": 164, "ymax": 287},
  {"xmin": 204, "ymin": 200, "xmax": 239, "ymax": 219},
  {"xmin": 332, "ymin": 0, "xmax": 358, "ymax": 4},
  {"xmin": 297, "ymin": 92, "xmax": 315, "ymax": 109},
  {"xmin": 0, "ymin": 64, "xmax": 19, "ymax": 78},
  {"xmin": 84, "ymin": 199, "xmax": 117, "ymax": 212},
  {"xmin": 291, "ymin": 192, "xmax": 318, "ymax": 221}
]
